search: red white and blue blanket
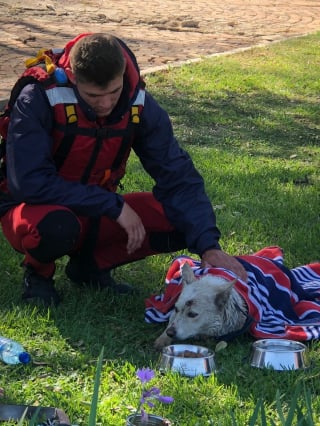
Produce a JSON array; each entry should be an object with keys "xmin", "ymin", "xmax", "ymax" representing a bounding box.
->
[{"xmin": 145, "ymin": 246, "xmax": 320, "ymax": 341}]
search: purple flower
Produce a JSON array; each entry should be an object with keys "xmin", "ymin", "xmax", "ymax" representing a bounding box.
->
[
  {"xmin": 137, "ymin": 368, "xmax": 155, "ymax": 384},
  {"xmin": 132, "ymin": 368, "xmax": 174, "ymax": 423},
  {"xmin": 158, "ymin": 395, "xmax": 174, "ymax": 404}
]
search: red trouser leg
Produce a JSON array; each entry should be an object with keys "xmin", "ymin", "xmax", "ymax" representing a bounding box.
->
[
  {"xmin": 93, "ymin": 192, "xmax": 186, "ymax": 270},
  {"xmin": 1, "ymin": 203, "xmax": 81, "ymax": 277},
  {"xmin": 0, "ymin": 193, "xmax": 186, "ymax": 275}
]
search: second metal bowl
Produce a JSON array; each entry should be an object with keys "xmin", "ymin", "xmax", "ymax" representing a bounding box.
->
[{"xmin": 250, "ymin": 339, "xmax": 307, "ymax": 371}]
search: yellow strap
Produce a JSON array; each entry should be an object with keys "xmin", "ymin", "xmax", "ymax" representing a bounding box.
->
[
  {"xmin": 25, "ymin": 49, "xmax": 56, "ymax": 74},
  {"xmin": 131, "ymin": 105, "xmax": 140, "ymax": 124},
  {"xmin": 65, "ymin": 105, "xmax": 78, "ymax": 124}
]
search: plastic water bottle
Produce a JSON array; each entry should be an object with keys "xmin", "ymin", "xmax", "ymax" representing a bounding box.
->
[{"xmin": 0, "ymin": 336, "xmax": 31, "ymax": 365}]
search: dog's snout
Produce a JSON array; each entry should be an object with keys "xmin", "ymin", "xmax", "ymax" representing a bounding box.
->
[{"xmin": 166, "ymin": 326, "xmax": 176, "ymax": 338}]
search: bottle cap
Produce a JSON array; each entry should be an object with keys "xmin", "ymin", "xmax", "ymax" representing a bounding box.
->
[{"xmin": 18, "ymin": 352, "xmax": 31, "ymax": 364}]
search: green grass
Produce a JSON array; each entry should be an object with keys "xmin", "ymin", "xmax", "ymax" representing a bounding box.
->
[{"xmin": 0, "ymin": 32, "xmax": 320, "ymax": 425}]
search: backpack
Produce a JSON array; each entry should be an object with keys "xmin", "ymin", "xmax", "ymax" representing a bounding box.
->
[{"xmin": 0, "ymin": 48, "xmax": 68, "ymax": 183}]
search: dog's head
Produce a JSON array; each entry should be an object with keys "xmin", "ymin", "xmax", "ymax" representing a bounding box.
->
[{"xmin": 165, "ymin": 262, "xmax": 237, "ymax": 341}]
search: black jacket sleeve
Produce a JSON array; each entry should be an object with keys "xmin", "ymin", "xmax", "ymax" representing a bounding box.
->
[{"xmin": 133, "ymin": 91, "xmax": 221, "ymax": 256}]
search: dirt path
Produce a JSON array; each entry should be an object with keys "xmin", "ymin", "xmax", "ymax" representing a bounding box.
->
[{"xmin": 0, "ymin": 0, "xmax": 320, "ymax": 101}]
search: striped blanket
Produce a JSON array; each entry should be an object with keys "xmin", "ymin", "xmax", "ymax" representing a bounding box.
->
[{"xmin": 145, "ymin": 246, "xmax": 320, "ymax": 341}]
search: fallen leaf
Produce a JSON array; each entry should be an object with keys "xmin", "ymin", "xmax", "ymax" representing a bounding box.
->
[{"xmin": 215, "ymin": 341, "xmax": 228, "ymax": 352}]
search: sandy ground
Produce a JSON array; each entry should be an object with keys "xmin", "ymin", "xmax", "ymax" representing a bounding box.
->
[{"xmin": 0, "ymin": 0, "xmax": 320, "ymax": 101}]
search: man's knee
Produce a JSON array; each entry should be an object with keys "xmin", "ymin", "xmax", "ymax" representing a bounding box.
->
[{"xmin": 27, "ymin": 210, "xmax": 81, "ymax": 262}]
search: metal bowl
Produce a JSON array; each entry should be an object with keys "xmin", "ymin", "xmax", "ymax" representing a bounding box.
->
[
  {"xmin": 250, "ymin": 339, "xmax": 307, "ymax": 371},
  {"xmin": 159, "ymin": 344, "xmax": 216, "ymax": 377}
]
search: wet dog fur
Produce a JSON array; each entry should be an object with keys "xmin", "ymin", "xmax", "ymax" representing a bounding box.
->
[{"xmin": 154, "ymin": 262, "xmax": 248, "ymax": 350}]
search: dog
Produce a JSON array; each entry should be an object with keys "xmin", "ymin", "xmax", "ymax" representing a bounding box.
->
[
  {"xmin": 154, "ymin": 262, "xmax": 247, "ymax": 350},
  {"xmin": 151, "ymin": 247, "xmax": 320, "ymax": 351}
]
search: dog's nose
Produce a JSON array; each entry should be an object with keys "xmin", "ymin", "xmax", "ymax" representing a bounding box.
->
[{"xmin": 166, "ymin": 326, "xmax": 176, "ymax": 338}]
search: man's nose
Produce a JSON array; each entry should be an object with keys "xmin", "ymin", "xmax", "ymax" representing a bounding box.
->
[{"xmin": 98, "ymin": 96, "xmax": 113, "ymax": 108}]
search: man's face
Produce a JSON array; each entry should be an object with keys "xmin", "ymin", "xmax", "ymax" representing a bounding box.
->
[{"xmin": 76, "ymin": 74, "xmax": 124, "ymax": 118}]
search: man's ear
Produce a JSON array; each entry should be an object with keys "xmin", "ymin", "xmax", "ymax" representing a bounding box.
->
[{"xmin": 65, "ymin": 67, "xmax": 76, "ymax": 84}]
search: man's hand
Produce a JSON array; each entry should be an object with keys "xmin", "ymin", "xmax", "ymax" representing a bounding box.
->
[
  {"xmin": 201, "ymin": 248, "xmax": 248, "ymax": 282},
  {"xmin": 116, "ymin": 202, "xmax": 146, "ymax": 254}
]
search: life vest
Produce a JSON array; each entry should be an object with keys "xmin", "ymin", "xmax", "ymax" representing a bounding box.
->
[{"xmin": 0, "ymin": 33, "xmax": 145, "ymax": 193}]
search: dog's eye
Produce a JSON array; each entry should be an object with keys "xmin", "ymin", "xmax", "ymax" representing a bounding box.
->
[{"xmin": 187, "ymin": 312, "xmax": 198, "ymax": 318}]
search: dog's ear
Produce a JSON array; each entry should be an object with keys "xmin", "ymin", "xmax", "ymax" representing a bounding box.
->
[
  {"xmin": 215, "ymin": 279, "xmax": 237, "ymax": 310},
  {"xmin": 181, "ymin": 262, "xmax": 195, "ymax": 285}
]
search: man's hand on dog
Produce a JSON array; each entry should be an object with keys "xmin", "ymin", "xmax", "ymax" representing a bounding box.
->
[{"xmin": 201, "ymin": 249, "xmax": 248, "ymax": 282}]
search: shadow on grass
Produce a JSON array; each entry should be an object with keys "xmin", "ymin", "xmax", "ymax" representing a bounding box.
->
[{"xmin": 151, "ymin": 86, "xmax": 319, "ymax": 158}]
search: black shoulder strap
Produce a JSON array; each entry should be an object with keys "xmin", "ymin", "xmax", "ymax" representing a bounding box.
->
[
  {"xmin": 5, "ymin": 75, "xmax": 46, "ymax": 113},
  {"xmin": 53, "ymin": 103, "xmax": 79, "ymax": 171}
]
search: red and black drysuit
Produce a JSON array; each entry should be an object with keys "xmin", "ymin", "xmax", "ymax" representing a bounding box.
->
[{"xmin": 0, "ymin": 34, "xmax": 221, "ymax": 280}]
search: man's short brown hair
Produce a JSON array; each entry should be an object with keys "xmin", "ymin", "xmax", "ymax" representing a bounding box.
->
[{"xmin": 69, "ymin": 33, "xmax": 126, "ymax": 86}]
